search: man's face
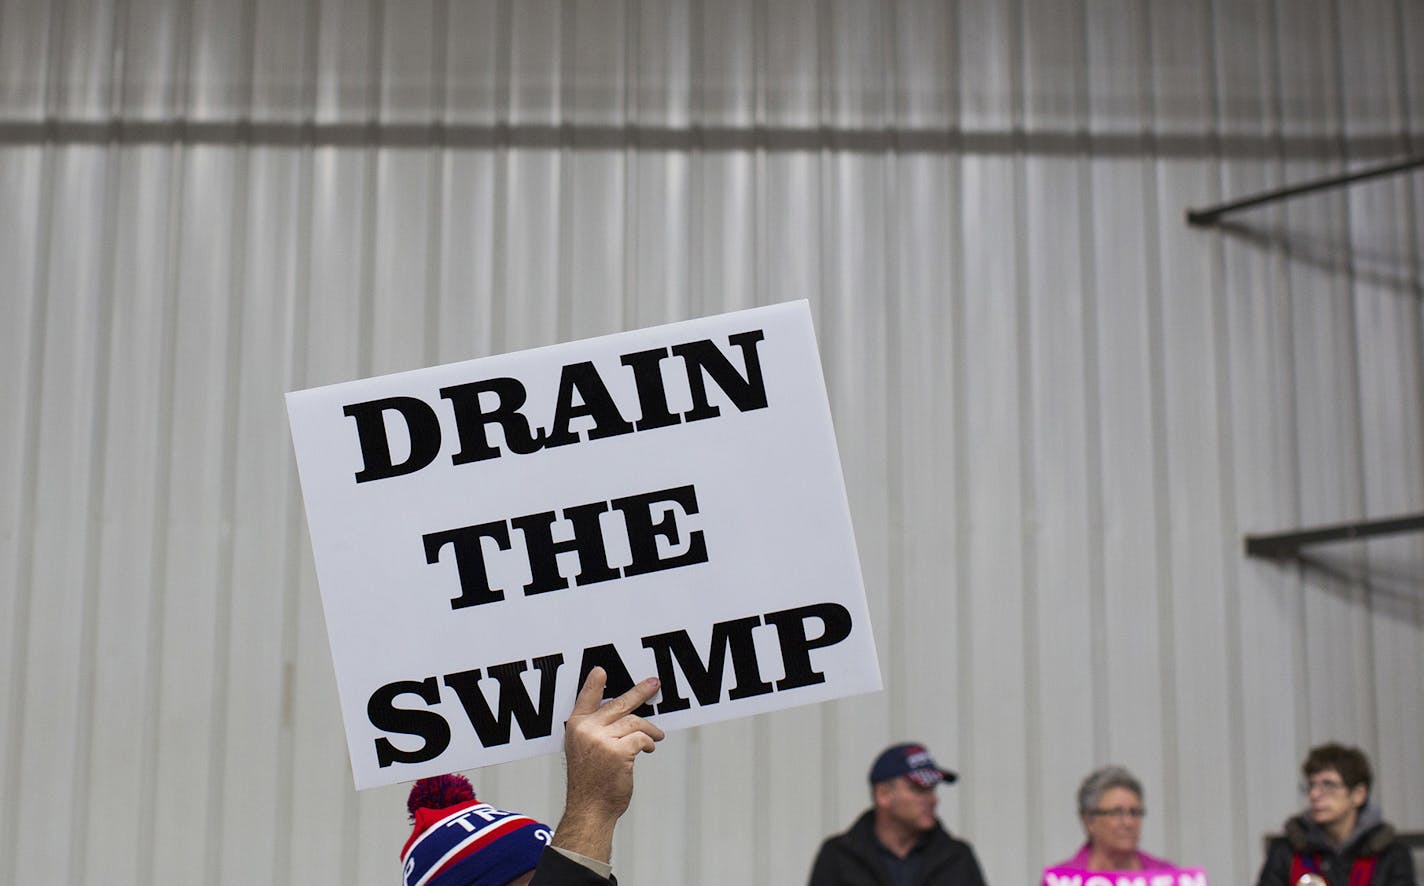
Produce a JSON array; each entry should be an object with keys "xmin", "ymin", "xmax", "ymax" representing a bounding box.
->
[
  {"xmin": 875, "ymin": 776, "xmax": 938, "ymax": 835},
  {"xmin": 1305, "ymin": 768, "xmax": 1367, "ymax": 831}
]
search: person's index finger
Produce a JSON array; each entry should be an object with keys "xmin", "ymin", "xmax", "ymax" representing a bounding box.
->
[
  {"xmin": 591, "ymin": 675, "xmax": 661, "ymax": 724},
  {"xmin": 571, "ymin": 666, "xmax": 609, "ymax": 717}
]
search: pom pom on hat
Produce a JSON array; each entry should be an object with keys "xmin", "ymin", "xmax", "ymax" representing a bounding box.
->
[
  {"xmin": 408, "ymin": 773, "xmax": 476, "ymax": 822},
  {"xmin": 400, "ymin": 773, "xmax": 552, "ymax": 886}
]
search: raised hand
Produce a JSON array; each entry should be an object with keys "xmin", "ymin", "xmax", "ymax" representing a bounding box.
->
[{"xmin": 551, "ymin": 667, "xmax": 665, "ymax": 863}]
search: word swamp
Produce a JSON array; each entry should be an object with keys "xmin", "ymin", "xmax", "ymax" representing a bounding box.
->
[{"xmin": 368, "ymin": 602, "xmax": 854, "ymax": 767}]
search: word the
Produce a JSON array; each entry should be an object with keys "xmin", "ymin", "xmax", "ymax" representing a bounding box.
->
[{"xmin": 423, "ymin": 483, "xmax": 706, "ymax": 608}]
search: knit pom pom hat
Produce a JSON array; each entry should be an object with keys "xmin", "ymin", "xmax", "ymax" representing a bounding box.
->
[{"xmin": 401, "ymin": 773, "xmax": 553, "ymax": 886}]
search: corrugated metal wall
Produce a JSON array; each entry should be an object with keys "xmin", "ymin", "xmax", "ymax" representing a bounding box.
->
[{"xmin": 2, "ymin": 1, "xmax": 1422, "ymax": 884}]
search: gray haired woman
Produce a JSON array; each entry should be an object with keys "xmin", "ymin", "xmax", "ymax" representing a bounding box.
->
[{"xmin": 1046, "ymin": 766, "xmax": 1173, "ymax": 872}]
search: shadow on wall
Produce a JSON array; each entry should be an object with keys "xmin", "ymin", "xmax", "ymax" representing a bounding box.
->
[
  {"xmin": 1216, "ymin": 217, "xmax": 1424, "ymax": 300},
  {"xmin": 1295, "ymin": 550, "xmax": 1424, "ymax": 627},
  {"xmin": 0, "ymin": 117, "xmax": 1413, "ymax": 163},
  {"xmin": 1221, "ymin": 205, "xmax": 1424, "ymax": 630}
]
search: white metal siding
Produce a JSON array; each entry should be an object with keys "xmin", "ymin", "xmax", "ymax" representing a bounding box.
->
[{"xmin": 2, "ymin": 1, "xmax": 1421, "ymax": 884}]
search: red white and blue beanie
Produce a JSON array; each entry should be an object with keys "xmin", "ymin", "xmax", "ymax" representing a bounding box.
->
[{"xmin": 401, "ymin": 774, "xmax": 553, "ymax": 886}]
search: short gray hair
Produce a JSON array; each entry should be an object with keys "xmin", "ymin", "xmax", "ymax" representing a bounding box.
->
[{"xmin": 1077, "ymin": 765, "xmax": 1143, "ymax": 817}]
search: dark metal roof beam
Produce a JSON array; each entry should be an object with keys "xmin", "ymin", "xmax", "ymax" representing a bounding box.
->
[
  {"xmin": 1244, "ymin": 512, "xmax": 1424, "ymax": 559},
  {"xmin": 1187, "ymin": 155, "xmax": 1424, "ymax": 226}
]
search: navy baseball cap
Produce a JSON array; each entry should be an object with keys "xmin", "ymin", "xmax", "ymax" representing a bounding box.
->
[{"xmin": 869, "ymin": 743, "xmax": 958, "ymax": 788}]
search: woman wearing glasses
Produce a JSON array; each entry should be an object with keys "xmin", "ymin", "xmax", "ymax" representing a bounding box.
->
[
  {"xmin": 1254, "ymin": 743, "xmax": 1415, "ymax": 886},
  {"xmin": 1051, "ymin": 765, "xmax": 1172, "ymax": 872}
]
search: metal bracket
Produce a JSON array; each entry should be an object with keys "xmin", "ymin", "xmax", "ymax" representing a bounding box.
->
[
  {"xmin": 1186, "ymin": 155, "xmax": 1424, "ymax": 226},
  {"xmin": 1244, "ymin": 512, "xmax": 1424, "ymax": 559}
]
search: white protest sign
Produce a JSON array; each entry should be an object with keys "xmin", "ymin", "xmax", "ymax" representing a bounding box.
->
[{"xmin": 287, "ymin": 300, "xmax": 880, "ymax": 789}]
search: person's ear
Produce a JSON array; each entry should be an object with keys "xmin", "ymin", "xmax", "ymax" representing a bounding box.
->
[
  {"xmin": 1350, "ymin": 784, "xmax": 1368, "ymax": 811},
  {"xmin": 872, "ymin": 781, "xmax": 890, "ymax": 808}
]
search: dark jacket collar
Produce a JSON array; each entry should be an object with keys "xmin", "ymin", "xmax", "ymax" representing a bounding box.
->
[{"xmin": 1284, "ymin": 803, "xmax": 1395, "ymax": 857}]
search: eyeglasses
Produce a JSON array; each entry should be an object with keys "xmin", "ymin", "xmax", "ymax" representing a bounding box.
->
[
  {"xmin": 1088, "ymin": 807, "xmax": 1146, "ymax": 820},
  {"xmin": 1299, "ymin": 779, "xmax": 1349, "ymax": 796}
]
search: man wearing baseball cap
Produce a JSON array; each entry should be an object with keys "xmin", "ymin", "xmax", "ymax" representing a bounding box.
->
[{"xmin": 808, "ymin": 743, "xmax": 987, "ymax": 886}]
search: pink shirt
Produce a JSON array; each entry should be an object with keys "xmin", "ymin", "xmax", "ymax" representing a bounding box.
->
[{"xmin": 1056, "ymin": 842, "xmax": 1174, "ymax": 871}]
